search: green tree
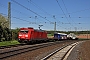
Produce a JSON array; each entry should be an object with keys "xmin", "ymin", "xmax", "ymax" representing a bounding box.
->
[
  {"xmin": 0, "ymin": 25, "xmax": 3, "ymax": 41},
  {"xmin": 12, "ymin": 28, "xmax": 20, "ymax": 40},
  {"xmin": 0, "ymin": 14, "xmax": 11, "ymax": 41},
  {"xmin": 0, "ymin": 14, "xmax": 9, "ymax": 28}
]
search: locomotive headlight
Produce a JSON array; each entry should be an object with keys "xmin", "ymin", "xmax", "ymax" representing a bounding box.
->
[
  {"xmin": 19, "ymin": 35, "xmax": 22, "ymax": 36},
  {"xmin": 25, "ymin": 35, "xmax": 28, "ymax": 37}
]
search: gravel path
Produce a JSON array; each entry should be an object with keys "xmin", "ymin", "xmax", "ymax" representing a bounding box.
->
[{"xmin": 67, "ymin": 40, "xmax": 90, "ymax": 60}]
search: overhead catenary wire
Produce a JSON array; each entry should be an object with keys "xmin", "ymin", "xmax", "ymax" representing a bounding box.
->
[
  {"xmin": 0, "ymin": 1, "xmax": 52, "ymax": 29},
  {"xmin": 61, "ymin": 0, "xmax": 76, "ymax": 27},
  {"xmin": 11, "ymin": 0, "xmax": 60, "ymax": 30},
  {"xmin": 61, "ymin": 0, "xmax": 70, "ymax": 16},
  {"xmin": 56, "ymin": 0, "xmax": 75, "ymax": 27},
  {"xmin": 0, "ymin": 12, "xmax": 55, "ymax": 30},
  {"xmin": 0, "ymin": 1, "xmax": 57, "ymax": 29},
  {"xmin": 11, "ymin": 0, "xmax": 68, "ymax": 30},
  {"xmin": 28, "ymin": 0, "xmax": 67, "ymax": 29},
  {"xmin": 27, "ymin": 0, "xmax": 52, "ymax": 17},
  {"xmin": 11, "ymin": 0, "xmax": 51, "ymax": 22},
  {"xmin": 0, "ymin": 2, "xmax": 32, "ymax": 18},
  {"xmin": 26, "ymin": 0, "xmax": 67, "ymax": 30}
]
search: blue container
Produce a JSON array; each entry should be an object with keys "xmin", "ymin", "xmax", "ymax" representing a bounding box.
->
[{"xmin": 54, "ymin": 34, "xmax": 61, "ymax": 40}]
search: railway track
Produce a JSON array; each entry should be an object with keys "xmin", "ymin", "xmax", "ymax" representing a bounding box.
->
[
  {"xmin": 41, "ymin": 41, "xmax": 84, "ymax": 60},
  {"xmin": 0, "ymin": 44, "xmax": 26, "ymax": 49},
  {"xmin": 0, "ymin": 41, "xmax": 67, "ymax": 60},
  {"xmin": 0, "ymin": 40, "xmax": 79, "ymax": 60}
]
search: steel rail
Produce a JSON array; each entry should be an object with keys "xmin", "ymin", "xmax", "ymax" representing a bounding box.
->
[{"xmin": 0, "ymin": 41, "xmax": 64, "ymax": 59}]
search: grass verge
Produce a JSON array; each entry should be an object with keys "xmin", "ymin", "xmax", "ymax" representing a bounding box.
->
[{"xmin": 0, "ymin": 40, "xmax": 20, "ymax": 46}]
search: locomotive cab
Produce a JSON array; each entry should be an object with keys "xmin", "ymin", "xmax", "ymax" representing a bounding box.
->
[{"xmin": 18, "ymin": 27, "xmax": 33, "ymax": 43}]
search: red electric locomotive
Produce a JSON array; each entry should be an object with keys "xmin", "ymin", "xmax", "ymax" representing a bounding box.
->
[{"xmin": 18, "ymin": 27, "xmax": 47, "ymax": 43}]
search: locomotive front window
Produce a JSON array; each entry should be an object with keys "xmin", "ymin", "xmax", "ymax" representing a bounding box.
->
[{"xmin": 20, "ymin": 30, "xmax": 28, "ymax": 33}]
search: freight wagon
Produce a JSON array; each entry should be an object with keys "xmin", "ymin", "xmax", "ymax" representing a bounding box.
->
[{"xmin": 54, "ymin": 33, "xmax": 67, "ymax": 40}]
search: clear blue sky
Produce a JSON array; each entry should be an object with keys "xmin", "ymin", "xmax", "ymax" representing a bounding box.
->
[{"xmin": 0, "ymin": 0, "xmax": 90, "ymax": 31}]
